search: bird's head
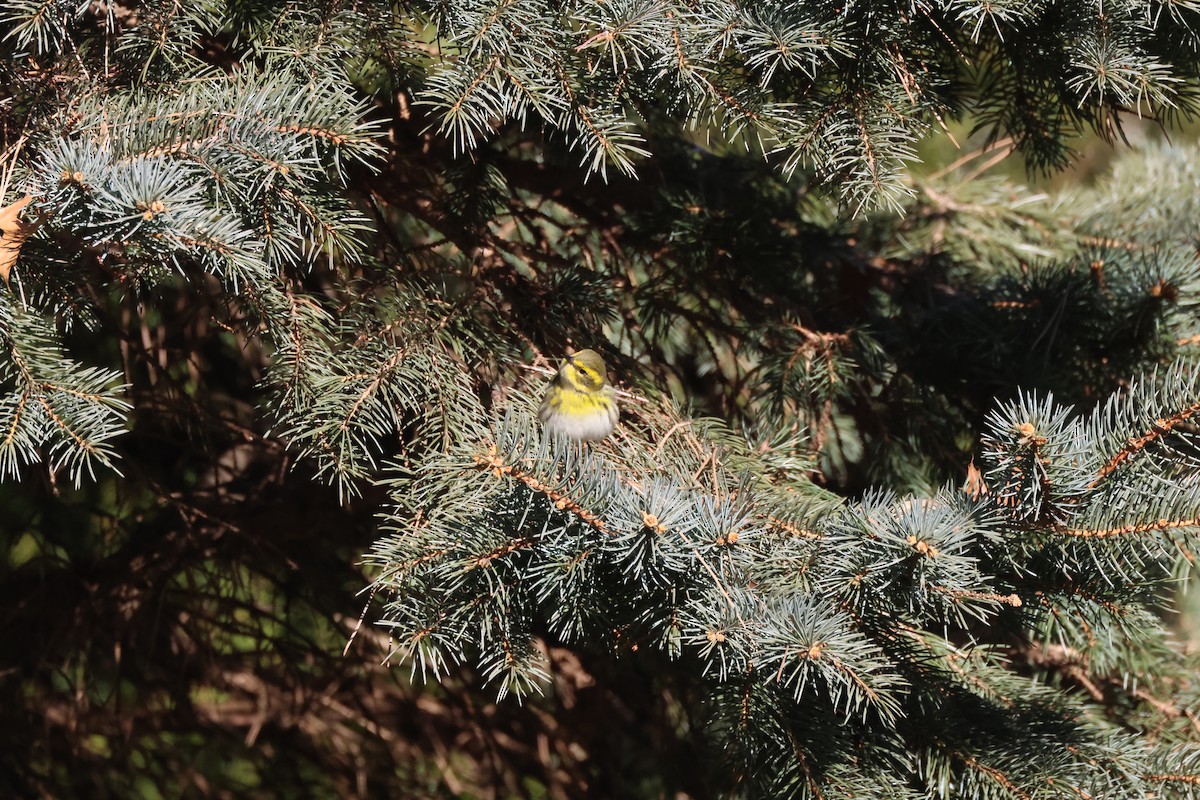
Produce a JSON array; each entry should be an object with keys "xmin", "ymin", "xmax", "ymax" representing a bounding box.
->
[{"xmin": 560, "ymin": 349, "xmax": 608, "ymax": 391}]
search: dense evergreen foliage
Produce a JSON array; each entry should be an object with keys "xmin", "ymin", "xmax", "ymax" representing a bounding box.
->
[{"xmin": 5, "ymin": 1, "xmax": 1200, "ymax": 797}]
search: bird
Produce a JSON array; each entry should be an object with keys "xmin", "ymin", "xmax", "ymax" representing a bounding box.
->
[{"xmin": 538, "ymin": 349, "xmax": 619, "ymax": 441}]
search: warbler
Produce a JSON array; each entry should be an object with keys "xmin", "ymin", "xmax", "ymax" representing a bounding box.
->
[{"xmin": 538, "ymin": 349, "xmax": 619, "ymax": 441}]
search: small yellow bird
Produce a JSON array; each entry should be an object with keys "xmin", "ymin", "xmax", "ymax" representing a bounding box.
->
[{"xmin": 538, "ymin": 349, "xmax": 618, "ymax": 441}]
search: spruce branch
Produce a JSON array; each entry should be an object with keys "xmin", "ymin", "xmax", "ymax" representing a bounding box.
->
[{"xmin": 0, "ymin": 296, "xmax": 129, "ymax": 484}]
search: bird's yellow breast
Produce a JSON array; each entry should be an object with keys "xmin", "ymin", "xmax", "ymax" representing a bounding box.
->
[{"xmin": 544, "ymin": 386, "xmax": 612, "ymax": 416}]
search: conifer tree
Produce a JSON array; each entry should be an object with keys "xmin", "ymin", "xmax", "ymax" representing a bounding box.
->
[{"xmin": 5, "ymin": 1, "xmax": 1200, "ymax": 798}]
